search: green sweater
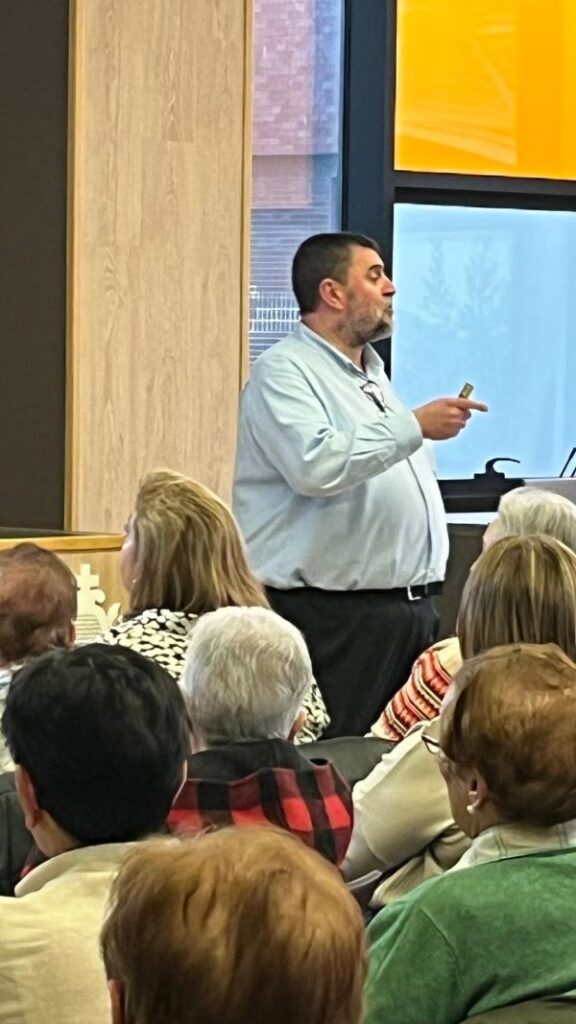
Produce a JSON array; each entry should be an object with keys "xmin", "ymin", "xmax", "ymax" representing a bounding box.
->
[{"xmin": 365, "ymin": 848, "xmax": 576, "ymax": 1024}]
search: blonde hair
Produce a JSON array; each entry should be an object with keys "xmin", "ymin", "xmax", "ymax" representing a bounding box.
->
[
  {"xmin": 128, "ymin": 470, "xmax": 267, "ymax": 615},
  {"xmin": 457, "ymin": 535, "xmax": 576, "ymax": 662},
  {"xmin": 442, "ymin": 643, "xmax": 576, "ymax": 826},
  {"xmin": 101, "ymin": 827, "xmax": 366, "ymax": 1024}
]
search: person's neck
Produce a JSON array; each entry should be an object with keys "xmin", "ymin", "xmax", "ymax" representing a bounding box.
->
[
  {"xmin": 34, "ymin": 821, "xmax": 80, "ymax": 860},
  {"xmin": 302, "ymin": 314, "xmax": 365, "ymax": 369},
  {"xmin": 468, "ymin": 807, "xmax": 507, "ymax": 839}
]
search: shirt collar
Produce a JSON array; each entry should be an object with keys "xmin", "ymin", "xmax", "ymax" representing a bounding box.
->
[
  {"xmin": 295, "ymin": 321, "xmax": 384, "ymax": 379},
  {"xmin": 451, "ymin": 818, "xmax": 576, "ymax": 872},
  {"xmin": 15, "ymin": 842, "xmax": 135, "ymax": 896}
]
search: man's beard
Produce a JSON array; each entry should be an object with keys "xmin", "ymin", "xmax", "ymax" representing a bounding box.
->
[{"xmin": 350, "ymin": 313, "xmax": 393, "ymax": 346}]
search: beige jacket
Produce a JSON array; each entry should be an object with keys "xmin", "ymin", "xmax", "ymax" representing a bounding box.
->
[
  {"xmin": 342, "ymin": 717, "xmax": 470, "ymax": 903},
  {"xmin": 0, "ymin": 843, "xmax": 132, "ymax": 1024}
]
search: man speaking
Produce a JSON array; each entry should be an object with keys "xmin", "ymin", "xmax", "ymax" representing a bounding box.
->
[{"xmin": 233, "ymin": 232, "xmax": 486, "ymax": 736}]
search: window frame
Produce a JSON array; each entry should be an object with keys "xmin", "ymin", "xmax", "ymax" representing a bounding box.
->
[{"xmin": 342, "ymin": 0, "xmax": 576, "ymax": 394}]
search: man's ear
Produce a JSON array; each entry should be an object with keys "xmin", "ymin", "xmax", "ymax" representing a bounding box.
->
[
  {"xmin": 317, "ymin": 277, "xmax": 346, "ymax": 311},
  {"xmin": 15, "ymin": 765, "xmax": 42, "ymax": 832},
  {"xmin": 108, "ymin": 979, "xmax": 125, "ymax": 1024},
  {"xmin": 288, "ymin": 709, "xmax": 307, "ymax": 742}
]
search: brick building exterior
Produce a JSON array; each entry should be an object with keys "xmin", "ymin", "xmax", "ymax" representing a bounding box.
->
[{"xmin": 250, "ymin": 0, "xmax": 342, "ymax": 358}]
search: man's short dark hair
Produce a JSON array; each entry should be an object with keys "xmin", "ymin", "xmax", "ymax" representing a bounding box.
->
[
  {"xmin": 0, "ymin": 543, "xmax": 77, "ymax": 665},
  {"xmin": 1, "ymin": 644, "xmax": 188, "ymax": 844},
  {"xmin": 292, "ymin": 232, "xmax": 381, "ymax": 315}
]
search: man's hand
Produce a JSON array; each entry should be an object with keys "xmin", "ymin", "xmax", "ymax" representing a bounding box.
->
[{"xmin": 413, "ymin": 397, "xmax": 488, "ymax": 441}]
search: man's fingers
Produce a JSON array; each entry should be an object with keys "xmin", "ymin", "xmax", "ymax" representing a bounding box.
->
[{"xmin": 450, "ymin": 398, "xmax": 488, "ymax": 412}]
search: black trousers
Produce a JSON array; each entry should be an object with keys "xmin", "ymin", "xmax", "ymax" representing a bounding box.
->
[{"xmin": 267, "ymin": 587, "xmax": 439, "ymax": 738}]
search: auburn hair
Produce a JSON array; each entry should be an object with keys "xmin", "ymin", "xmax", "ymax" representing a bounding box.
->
[
  {"xmin": 442, "ymin": 643, "xmax": 576, "ymax": 827},
  {"xmin": 0, "ymin": 543, "xmax": 77, "ymax": 665},
  {"xmin": 102, "ymin": 827, "xmax": 366, "ymax": 1024}
]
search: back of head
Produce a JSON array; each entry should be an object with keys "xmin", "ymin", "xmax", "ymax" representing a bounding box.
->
[
  {"xmin": 0, "ymin": 543, "xmax": 77, "ymax": 666},
  {"xmin": 495, "ymin": 487, "xmax": 576, "ymax": 551},
  {"xmin": 182, "ymin": 606, "xmax": 313, "ymax": 745},
  {"xmin": 1, "ymin": 643, "xmax": 188, "ymax": 844},
  {"xmin": 457, "ymin": 534, "xmax": 576, "ymax": 661},
  {"xmin": 129, "ymin": 469, "xmax": 267, "ymax": 615},
  {"xmin": 101, "ymin": 826, "xmax": 366, "ymax": 1024},
  {"xmin": 292, "ymin": 231, "xmax": 380, "ymax": 315},
  {"xmin": 442, "ymin": 643, "xmax": 576, "ymax": 827}
]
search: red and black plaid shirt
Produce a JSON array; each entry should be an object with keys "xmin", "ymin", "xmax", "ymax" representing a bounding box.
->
[{"xmin": 168, "ymin": 738, "xmax": 353, "ymax": 866}]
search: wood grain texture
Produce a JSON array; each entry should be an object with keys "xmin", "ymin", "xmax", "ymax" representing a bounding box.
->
[
  {"xmin": 68, "ymin": 0, "xmax": 251, "ymax": 530},
  {"xmin": 0, "ymin": 534, "xmax": 123, "ymax": 553}
]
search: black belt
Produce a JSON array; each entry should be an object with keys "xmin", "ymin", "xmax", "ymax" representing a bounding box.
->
[{"xmin": 383, "ymin": 582, "xmax": 444, "ymax": 602}]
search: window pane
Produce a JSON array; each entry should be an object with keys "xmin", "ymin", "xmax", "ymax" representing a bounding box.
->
[
  {"xmin": 395, "ymin": 0, "xmax": 576, "ymax": 178},
  {"xmin": 250, "ymin": 0, "xmax": 343, "ymax": 361},
  {"xmin": 392, "ymin": 204, "xmax": 576, "ymax": 479}
]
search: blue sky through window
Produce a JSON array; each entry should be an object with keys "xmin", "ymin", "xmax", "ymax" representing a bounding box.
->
[{"xmin": 392, "ymin": 204, "xmax": 576, "ymax": 480}]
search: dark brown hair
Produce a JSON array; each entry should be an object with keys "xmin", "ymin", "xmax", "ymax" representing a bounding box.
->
[{"xmin": 292, "ymin": 231, "xmax": 381, "ymax": 314}]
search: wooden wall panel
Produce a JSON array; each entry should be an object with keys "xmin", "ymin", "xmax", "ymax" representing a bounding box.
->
[{"xmin": 68, "ymin": 0, "xmax": 251, "ymax": 531}]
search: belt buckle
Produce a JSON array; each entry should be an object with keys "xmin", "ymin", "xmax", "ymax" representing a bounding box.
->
[{"xmin": 407, "ymin": 585, "xmax": 423, "ymax": 602}]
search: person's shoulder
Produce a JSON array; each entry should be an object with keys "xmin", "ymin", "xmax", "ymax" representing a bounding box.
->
[
  {"xmin": 96, "ymin": 613, "xmax": 140, "ymax": 644},
  {"xmin": 377, "ymin": 848, "xmax": 567, "ymax": 928},
  {"xmin": 432, "ymin": 636, "xmax": 463, "ymax": 676},
  {"xmin": 368, "ymin": 857, "xmax": 487, "ymax": 940},
  {"xmin": 356, "ymin": 720, "xmax": 431, "ymax": 796},
  {"xmin": 101, "ymin": 608, "xmax": 194, "ymax": 641},
  {"xmin": 247, "ymin": 331, "xmax": 312, "ymax": 380}
]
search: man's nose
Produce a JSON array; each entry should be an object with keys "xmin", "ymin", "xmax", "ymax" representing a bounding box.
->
[{"xmin": 383, "ymin": 276, "xmax": 396, "ymax": 295}]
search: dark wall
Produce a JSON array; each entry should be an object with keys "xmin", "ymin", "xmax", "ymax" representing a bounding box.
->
[
  {"xmin": 0, "ymin": 0, "xmax": 69, "ymax": 528},
  {"xmin": 436, "ymin": 524, "xmax": 484, "ymax": 638}
]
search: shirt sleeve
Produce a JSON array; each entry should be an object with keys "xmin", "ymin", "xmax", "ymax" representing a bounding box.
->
[
  {"xmin": 350, "ymin": 721, "xmax": 454, "ymax": 871},
  {"xmin": 375, "ymin": 639, "xmax": 458, "ymax": 741},
  {"xmin": 365, "ymin": 896, "xmax": 461, "ymax": 1024},
  {"xmin": 245, "ymin": 360, "xmax": 423, "ymax": 497},
  {"xmin": 341, "ymin": 816, "xmax": 385, "ymax": 880}
]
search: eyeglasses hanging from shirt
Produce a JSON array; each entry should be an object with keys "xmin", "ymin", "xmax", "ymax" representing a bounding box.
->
[{"xmin": 360, "ymin": 380, "xmax": 387, "ymax": 414}]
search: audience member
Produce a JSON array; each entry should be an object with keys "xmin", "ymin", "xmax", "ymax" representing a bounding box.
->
[
  {"xmin": 0, "ymin": 543, "xmax": 77, "ymax": 771},
  {"xmin": 0, "ymin": 544, "xmax": 77, "ymax": 893},
  {"xmin": 99, "ymin": 469, "xmax": 329, "ymax": 741},
  {"xmin": 0, "ymin": 643, "xmax": 188, "ymax": 1024},
  {"xmin": 101, "ymin": 826, "xmax": 366, "ymax": 1024},
  {"xmin": 170, "ymin": 606, "xmax": 353, "ymax": 865},
  {"xmin": 365, "ymin": 644, "xmax": 576, "ymax": 1023},
  {"xmin": 343, "ymin": 535, "xmax": 576, "ymax": 901},
  {"xmin": 373, "ymin": 487, "xmax": 576, "ymax": 741}
]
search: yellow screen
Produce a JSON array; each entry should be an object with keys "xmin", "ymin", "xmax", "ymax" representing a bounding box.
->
[{"xmin": 395, "ymin": 0, "xmax": 576, "ymax": 179}]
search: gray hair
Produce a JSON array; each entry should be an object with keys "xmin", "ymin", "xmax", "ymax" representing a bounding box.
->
[
  {"xmin": 495, "ymin": 488, "xmax": 576, "ymax": 553},
  {"xmin": 181, "ymin": 606, "xmax": 314, "ymax": 745}
]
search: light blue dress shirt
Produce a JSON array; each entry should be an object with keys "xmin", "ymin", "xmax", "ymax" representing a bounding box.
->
[{"xmin": 233, "ymin": 323, "xmax": 448, "ymax": 590}]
